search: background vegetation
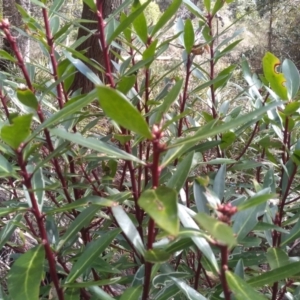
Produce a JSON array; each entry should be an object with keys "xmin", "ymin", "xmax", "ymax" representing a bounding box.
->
[{"xmin": 0, "ymin": 0, "xmax": 300, "ymax": 299}]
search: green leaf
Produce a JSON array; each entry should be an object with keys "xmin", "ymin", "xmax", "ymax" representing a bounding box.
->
[
  {"xmin": 166, "ymin": 152, "xmax": 194, "ymax": 192},
  {"xmin": 96, "ymin": 86, "xmax": 152, "ymax": 139},
  {"xmin": 184, "ymin": 19, "xmax": 194, "ymax": 54},
  {"xmin": 32, "ymin": 167, "xmax": 45, "ymax": 211},
  {"xmin": 63, "ymin": 51, "xmax": 102, "ymax": 85},
  {"xmin": 233, "ymin": 206, "xmax": 259, "ymax": 241},
  {"xmin": 33, "ymin": 89, "xmax": 97, "ymax": 135},
  {"xmin": 281, "ymin": 216, "xmax": 300, "ymax": 247},
  {"xmin": 112, "ymin": 205, "xmax": 145, "ymax": 256},
  {"xmin": 220, "ymin": 131, "xmax": 236, "ymax": 149},
  {"xmin": 194, "ymin": 213, "xmax": 236, "ymax": 248},
  {"xmin": 213, "ymin": 164, "xmax": 226, "ymax": 200},
  {"xmin": 82, "ymin": 0, "xmax": 96, "ymax": 11},
  {"xmin": 212, "ymin": 0, "xmax": 225, "ymax": 16},
  {"xmin": 204, "ymin": 0, "xmax": 211, "ymax": 12},
  {"xmin": 0, "ymin": 214, "xmax": 23, "ymax": 249},
  {"xmin": 57, "ymin": 205, "xmax": 99, "ymax": 251},
  {"xmin": 283, "ymin": 102, "xmax": 300, "ymax": 116},
  {"xmin": 151, "ymin": 0, "xmax": 182, "ymax": 37},
  {"xmin": 144, "ymin": 249, "xmax": 170, "ymax": 263},
  {"xmin": 170, "ymin": 277, "xmax": 207, "ymax": 300},
  {"xmin": 64, "ymin": 278, "xmax": 121, "ymax": 288},
  {"xmin": 171, "ymin": 101, "xmax": 281, "ymax": 147},
  {"xmin": 138, "ymin": 186, "xmax": 179, "ymax": 236},
  {"xmin": 0, "ymin": 49, "xmax": 17, "ymax": 62},
  {"xmin": 142, "ymin": 39, "xmax": 158, "ymax": 68},
  {"xmin": 65, "ymin": 229, "xmax": 121, "ymax": 283},
  {"xmin": 16, "ymin": 89, "xmax": 38, "ymax": 110},
  {"xmin": 213, "ymin": 65, "xmax": 236, "ymax": 90},
  {"xmin": 57, "ymin": 59, "xmax": 76, "ymax": 92},
  {"xmin": 178, "ymin": 204, "xmax": 219, "ymax": 272},
  {"xmin": 247, "ymin": 261, "xmax": 300, "ymax": 287},
  {"xmin": 1, "ymin": 114, "xmax": 32, "ymax": 149},
  {"xmin": 282, "ymin": 58, "xmax": 300, "ymax": 100},
  {"xmin": 266, "ymin": 248, "xmax": 289, "ymax": 270},
  {"xmin": 116, "ymin": 75, "xmax": 136, "ymax": 94},
  {"xmin": 107, "ymin": 0, "xmax": 151, "ymax": 44},
  {"xmin": 8, "ymin": 245, "xmax": 45, "ymax": 300},
  {"xmin": 155, "ymin": 79, "xmax": 183, "ymax": 123},
  {"xmin": 193, "ymin": 181, "xmax": 210, "ymax": 214},
  {"xmin": 0, "ymin": 153, "xmax": 13, "ymax": 174},
  {"xmin": 120, "ymin": 286, "xmax": 143, "ymax": 300},
  {"xmin": 226, "ymin": 271, "xmax": 267, "ymax": 300},
  {"xmin": 237, "ymin": 190, "xmax": 277, "ymax": 211},
  {"xmin": 263, "ymin": 52, "xmax": 287, "ymax": 100},
  {"xmin": 50, "ymin": 128, "xmax": 145, "ymax": 165},
  {"xmin": 132, "ymin": 0, "xmax": 148, "ymax": 44}
]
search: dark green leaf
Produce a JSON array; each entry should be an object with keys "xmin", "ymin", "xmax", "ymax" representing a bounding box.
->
[
  {"xmin": 8, "ymin": 245, "xmax": 45, "ymax": 300},
  {"xmin": 57, "ymin": 205, "xmax": 99, "ymax": 251},
  {"xmin": 96, "ymin": 86, "xmax": 152, "ymax": 139},
  {"xmin": 132, "ymin": 0, "xmax": 148, "ymax": 44},
  {"xmin": 144, "ymin": 249, "xmax": 170, "ymax": 263},
  {"xmin": 226, "ymin": 271, "xmax": 267, "ymax": 300},
  {"xmin": 138, "ymin": 186, "xmax": 179, "ymax": 236},
  {"xmin": 120, "ymin": 285, "xmax": 143, "ymax": 300},
  {"xmin": 266, "ymin": 248, "xmax": 289, "ymax": 270},
  {"xmin": 65, "ymin": 229, "xmax": 121, "ymax": 283}
]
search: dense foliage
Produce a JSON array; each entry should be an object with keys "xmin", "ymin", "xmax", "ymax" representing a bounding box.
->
[{"xmin": 0, "ymin": 0, "xmax": 300, "ymax": 299}]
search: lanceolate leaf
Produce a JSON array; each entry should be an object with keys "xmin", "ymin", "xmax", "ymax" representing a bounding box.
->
[
  {"xmin": 50, "ymin": 128, "xmax": 145, "ymax": 165},
  {"xmin": 248, "ymin": 261, "xmax": 300, "ymax": 287},
  {"xmin": 57, "ymin": 205, "xmax": 99, "ymax": 251},
  {"xmin": 65, "ymin": 229, "xmax": 121, "ymax": 283},
  {"xmin": 96, "ymin": 86, "xmax": 152, "ymax": 139},
  {"xmin": 16, "ymin": 88, "xmax": 38, "ymax": 110},
  {"xmin": 8, "ymin": 245, "xmax": 45, "ymax": 300},
  {"xmin": 226, "ymin": 271, "xmax": 267, "ymax": 300}
]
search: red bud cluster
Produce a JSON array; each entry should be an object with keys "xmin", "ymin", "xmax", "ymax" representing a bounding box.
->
[{"xmin": 217, "ymin": 203, "xmax": 238, "ymax": 224}]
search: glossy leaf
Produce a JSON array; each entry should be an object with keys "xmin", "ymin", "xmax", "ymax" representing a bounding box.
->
[
  {"xmin": 112, "ymin": 205, "xmax": 145, "ymax": 256},
  {"xmin": 194, "ymin": 213, "xmax": 236, "ymax": 248},
  {"xmin": 57, "ymin": 205, "xmax": 99, "ymax": 251},
  {"xmin": 170, "ymin": 277, "xmax": 207, "ymax": 300},
  {"xmin": 32, "ymin": 167, "xmax": 45, "ymax": 211},
  {"xmin": 281, "ymin": 216, "xmax": 300, "ymax": 247},
  {"xmin": 266, "ymin": 248, "xmax": 289, "ymax": 270},
  {"xmin": 16, "ymin": 89, "xmax": 38, "ymax": 110},
  {"xmin": 1, "ymin": 114, "xmax": 32, "ymax": 149},
  {"xmin": 96, "ymin": 86, "xmax": 152, "ymax": 139},
  {"xmin": 0, "ymin": 214, "xmax": 23, "ymax": 249},
  {"xmin": 178, "ymin": 204, "xmax": 219, "ymax": 272},
  {"xmin": 50, "ymin": 128, "xmax": 145, "ymax": 164},
  {"xmin": 226, "ymin": 271, "xmax": 267, "ymax": 300},
  {"xmin": 65, "ymin": 229, "xmax": 121, "ymax": 283},
  {"xmin": 213, "ymin": 164, "xmax": 226, "ymax": 200},
  {"xmin": 282, "ymin": 58, "xmax": 300, "ymax": 100},
  {"xmin": 8, "ymin": 245, "xmax": 45, "ymax": 300},
  {"xmin": 138, "ymin": 186, "xmax": 179, "ymax": 236},
  {"xmin": 248, "ymin": 261, "xmax": 300, "ymax": 287},
  {"xmin": 193, "ymin": 181, "xmax": 210, "ymax": 214},
  {"xmin": 120, "ymin": 286, "xmax": 143, "ymax": 300},
  {"xmin": 171, "ymin": 101, "xmax": 281, "ymax": 147},
  {"xmin": 167, "ymin": 152, "xmax": 194, "ymax": 192},
  {"xmin": 155, "ymin": 80, "xmax": 183, "ymax": 124}
]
